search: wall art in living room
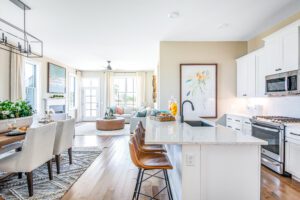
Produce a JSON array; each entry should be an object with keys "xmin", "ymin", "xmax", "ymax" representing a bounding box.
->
[{"xmin": 48, "ymin": 62, "xmax": 66, "ymax": 93}]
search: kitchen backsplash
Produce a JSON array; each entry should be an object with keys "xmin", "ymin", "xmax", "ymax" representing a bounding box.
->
[{"xmin": 230, "ymin": 96, "xmax": 300, "ymax": 118}]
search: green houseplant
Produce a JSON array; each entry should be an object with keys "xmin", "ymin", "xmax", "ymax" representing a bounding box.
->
[
  {"xmin": 0, "ymin": 100, "xmax": 33, "ymax": 120},
  {"xmin": 0, "ymin": 100, "xmax": 34, "ymax": 133}
]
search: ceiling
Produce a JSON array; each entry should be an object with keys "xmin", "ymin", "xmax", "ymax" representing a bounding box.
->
[{"xmin": 1, "ymin": 0, "xmax": 300, "ymax": 71}]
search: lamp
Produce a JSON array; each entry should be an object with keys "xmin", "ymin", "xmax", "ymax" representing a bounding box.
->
[{"xmin": 0, "ymin": 0, "xmax": 43, "ymax": 58}]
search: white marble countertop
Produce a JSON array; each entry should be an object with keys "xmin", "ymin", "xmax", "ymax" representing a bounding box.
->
[{"xmin": 144, "ymin": 118, "xmax": 267, "ymax": 145}]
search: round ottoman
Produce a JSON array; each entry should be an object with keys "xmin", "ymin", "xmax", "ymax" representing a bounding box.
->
[{"xmin": 96, "ymin": 117, "xmax": 125, "ymax": 131}]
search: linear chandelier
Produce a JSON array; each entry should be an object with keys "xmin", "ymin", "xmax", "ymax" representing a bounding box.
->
[{"xmin": 0, "ymin": 0, "xmax": 43, "ymax": 58}]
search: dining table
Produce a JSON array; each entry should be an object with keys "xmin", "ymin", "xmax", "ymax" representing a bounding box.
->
[
  {"xmin": 0, "ymin": 133, "xmax": 25, "ymax": 150},
  {"xmin": 0, "ymin": 122, "xmax": 52, "ymax": 154}
]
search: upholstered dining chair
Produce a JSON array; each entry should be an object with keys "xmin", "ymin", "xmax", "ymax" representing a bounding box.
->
[
  {"xmin": 0, "ymin": 123, "xmax": 57, "ymax": 197},
  {"xmin": 53, "ymin": 118, "xmax": 75, "ymax": 174}
]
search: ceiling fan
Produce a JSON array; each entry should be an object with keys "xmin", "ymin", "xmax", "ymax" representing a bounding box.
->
[{"xmin": 101, "ymin": 60, "xmax": 112, "ymax": 71}]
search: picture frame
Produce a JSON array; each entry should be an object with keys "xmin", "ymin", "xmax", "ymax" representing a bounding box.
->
[
  {"xmin": 180, "ymin": 63, "xmax": 217, "ymax": 118},
  {"xmin": 47, "ymin": 62, "xmax": 66, "ymax": 94}
]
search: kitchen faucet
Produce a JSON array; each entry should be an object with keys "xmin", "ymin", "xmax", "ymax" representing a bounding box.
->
[{"xmin": 180, "ymin": 100, "xmax": 195, "ymax": 123}]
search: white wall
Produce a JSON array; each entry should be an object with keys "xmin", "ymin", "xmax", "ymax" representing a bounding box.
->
[
  {"xmin": 231, "ymin": 97, "xmax": 300, "ymax": 118},
  {"xmin": 0, "ymin": 49, "xmax": 78, "ymax": 115},
  {"xmin": 0, "ymin": 50, "xmax": 10, "ymax": 100},
  {"xmin": 159, "ymin": 41, "xmax": 248, "ymax": 119}
]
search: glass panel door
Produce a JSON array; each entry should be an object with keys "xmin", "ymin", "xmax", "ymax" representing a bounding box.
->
[{"xmin": 82, "ymin": 78, "xmax": 100, "ymax": 121}]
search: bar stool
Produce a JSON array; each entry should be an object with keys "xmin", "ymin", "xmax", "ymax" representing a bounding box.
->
[
  {"xmin": 133, "ymin": 126, "xmax": 166, "ymax": 153},
  {"xmin": 129, "ymin": 137, "xmax": 173, "ymax": 200}
]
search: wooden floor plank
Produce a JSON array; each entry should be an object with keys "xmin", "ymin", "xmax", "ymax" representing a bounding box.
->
[{"xmin": 1, "ymin": 134, "xmax": 300, "ymax": 200}]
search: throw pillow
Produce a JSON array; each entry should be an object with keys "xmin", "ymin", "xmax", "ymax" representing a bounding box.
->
[
  {"xmin": 150, "ymin": 109, "xmax": 161, "ymax": 116},
  {"xmin": 135, "ymin": 109, "xmax": 147, "ymax": 117},
  {"xmin": 110, "ymin": 106, "xmax": 117, "ymax": 114},
  {"xmin": 116, "ymin": 106, "xmax": 124, "ymax": 115}
]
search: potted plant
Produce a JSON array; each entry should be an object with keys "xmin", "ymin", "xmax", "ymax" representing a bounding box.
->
[{"xmin": 0, "ymin": 100, "xmax": 34, "ymax": 133}]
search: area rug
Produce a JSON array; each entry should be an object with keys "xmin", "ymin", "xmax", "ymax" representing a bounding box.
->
[
  {"xmin": 0, "ymin": 147, "xmax": 102, "ymax": 200},
  {"xmin": 75, "ymin": 122, "xmax": 130, "ymax": 136}
]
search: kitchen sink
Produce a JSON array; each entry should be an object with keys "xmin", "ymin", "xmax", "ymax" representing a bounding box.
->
[{"xmin": 184, "ymin": 120, "xmax": 213, "ymax": 127}]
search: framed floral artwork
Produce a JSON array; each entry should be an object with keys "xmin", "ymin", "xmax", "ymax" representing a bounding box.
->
[{"xmin": 180, "ymin": 64, "xmax": 217, "ymax": 118}]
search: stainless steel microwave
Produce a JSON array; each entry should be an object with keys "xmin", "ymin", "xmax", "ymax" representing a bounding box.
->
[{"xmin": 266, "ymin": 70, "xmax": 300, "ymax": 96}]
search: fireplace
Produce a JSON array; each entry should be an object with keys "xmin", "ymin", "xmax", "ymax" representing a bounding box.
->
[
  {"xmin": 43, "ymin": 98, "xmax": 67, "ymax": 120},
  {"xmin": 49, "ymin": 105, "xmax": 66, "ymax": 113}
]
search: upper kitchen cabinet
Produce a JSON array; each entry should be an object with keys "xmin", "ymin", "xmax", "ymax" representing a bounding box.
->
[
  {"xmin": 264, "ymin": 24, "xmax": 300, "ymax": 75},
  {"xmin": 255, "ymin": 48, "xmax": 267, "ymax": 97},
  {"xmin": 236, "ymin": 52, "xmax": 256, "ymax": 97}
]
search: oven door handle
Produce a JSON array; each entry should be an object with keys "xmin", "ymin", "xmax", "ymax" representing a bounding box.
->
[
  {"xmin": 252, "ymin": 124, "xmax": 279, "ymax": 133},
  {"xmin": 262, "ymin": 157, "xmax": 281, "ymax": 166}
]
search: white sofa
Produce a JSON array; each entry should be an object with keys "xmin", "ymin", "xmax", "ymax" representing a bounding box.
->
[
  {"xmin": 113, "ymin": 107, "xmax": 136, "ymax": 124},
  {"xmin": 129, "ymin": 107, "xmax": 153, "ymax": 133},
  {"xmin": 130, "ymin": 117, "xmax": 146, "ymax": 133}
]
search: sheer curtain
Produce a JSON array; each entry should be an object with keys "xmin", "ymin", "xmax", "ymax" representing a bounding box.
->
[
  {"xmin": 104, "ymin": 71, "xmax": 114, "ymax": 108},
  {"xmin": 10, "ymin": 52, "xmax": 24, "ymax": 101},
  {"xmin": 136, "ymin": 72, "xmax": 146, "ymax": 107}
]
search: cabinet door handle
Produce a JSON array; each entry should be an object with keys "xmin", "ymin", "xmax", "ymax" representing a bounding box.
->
[
  {"xmin": 245, "ymin": 122, "xmax": 251, "ymax": 125},
  {"xmin": 243, "ymin": 94, "xmax": 247, "ymax": 96},
  {"xmin": 227, "ymin": 118, "xmax": 232, "ymax": 120},
  {"xmin": 289, "ymin": 132, "xmax": 300, "ymax": 136},
  {"xmin": 235, "ymin": 128, "xmax": 241, "ymax": 131},
  {"xmin": 275, "ymin": 68, "xmax": 282, "ymax": 72},
  {"xmin": 227, "ymin": 126, "xmax": 232, "ymax": 128},
  {"xmin": 235, "ymin": 120, "xmax": 241, "ymax": 122}
]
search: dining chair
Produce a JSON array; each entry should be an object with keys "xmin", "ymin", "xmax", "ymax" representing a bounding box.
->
[
  {"xmin": 53, "ymin": 118, "xmax": 75, "ymax": 174},
  {"xmin": 0, "ymin": 123, "xmax": 57, "ymax": 197}
]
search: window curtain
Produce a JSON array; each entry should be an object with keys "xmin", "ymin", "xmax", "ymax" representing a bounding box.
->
[
  {"xmin": 136, "ymin": 72, "xmax": 146, "ymax": 107},
  {"xmin": 75, "ymin": 70, "xmax": 82, "ymax": 122},
  {"xmin": 104, "ymin": 71, "xmax": 114, "ymax": 108},
  {"xmin": 10, "ymin": 52, "xmax": 24, "ymax": 101}
]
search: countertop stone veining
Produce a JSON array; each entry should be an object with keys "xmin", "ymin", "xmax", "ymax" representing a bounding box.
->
[{"xmin": 144, "ymin": 117, "xmax": 267, "ymax": 145}]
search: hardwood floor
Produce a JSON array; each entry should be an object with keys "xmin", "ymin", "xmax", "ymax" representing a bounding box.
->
[
  {"xmin": 62, "ymin": 135, "xmax": 169, "ymax": 200},
  {"xmin": 261, "ymin": 166, "xmax": 300, "ymax": 200},
  {"xmin": 1, "ymin": 135, "xmax": 300, "ymax": 200},
  {"xmin": 61, "ymin": 135, "xmax": 300, "ymax": 200}
]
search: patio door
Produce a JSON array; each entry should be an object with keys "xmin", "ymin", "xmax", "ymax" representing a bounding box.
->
[{"xmin": 82, "ymin": 78, "xmax": 100, "ymax": 121}]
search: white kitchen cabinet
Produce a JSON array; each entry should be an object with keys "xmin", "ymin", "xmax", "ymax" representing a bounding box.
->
[
  {"xmin": 264, "ymin": 36, "xmax": 282, "ymax": 75},
  {"xmin": 236, "ymin": 53, "xmax": 256, "ymax": 97},
  {"xmin": 285, "ymin": 127, "xmax": 300, "ymax": 180},
  {"xmin": 236, "ymin": 57, "xmax": 248, "ymax": 97},
  {"xmin": 285, "ymin": 141, "xmax": 300, "ymax": 179},
  {"xmin": 236, "ymin": 50, "xmax": 266, "ymax": 97},
  {"xmin": 255, "ymin": 49, "xmax": 267, "ymax": 97},
  {"xmin": 226, "ymin": 114, "xmax": 252, "ymax": 136},
  {"xmin": 247, "ymin": 53, "xmax": 256, "ymax": 97},
  {"xmin": 283, "ymin": 27, "xmax": 299, "ymax": 72},
  {"xmin": 264, "ymin": 25, "xmax": 299, "ymax": 75}
]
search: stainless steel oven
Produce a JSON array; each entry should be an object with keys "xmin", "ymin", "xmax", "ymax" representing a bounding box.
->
[
  {"xmin": 251, "ymin": 121, "xmax": 285, "ymax": 174},
  {"xmin": 266, "ymin": 70, "xmax": 300, "ymax": 96}
]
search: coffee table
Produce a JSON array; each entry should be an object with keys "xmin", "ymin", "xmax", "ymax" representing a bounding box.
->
[{"xmin": 96, "ymin": 117, "xmax": 125, "ymax": 131}]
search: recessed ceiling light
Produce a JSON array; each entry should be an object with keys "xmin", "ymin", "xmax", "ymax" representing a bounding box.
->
[
  {"xmin": 217, "ymin": 23, "xmax": 230, "ymax": 29},
  {"xmin": 168, "ymin": 11, "xmax": 180, "ymax": 19}
]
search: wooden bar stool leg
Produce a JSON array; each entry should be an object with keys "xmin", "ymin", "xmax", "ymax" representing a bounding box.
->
[
  {"xmin": 164, "ymin": 170, "xmax": 173, "ymax": 200},
  {"xmin": 136, "ymin": 169, "xmax": 145, "ymax": 200},
  {"xmin": 132, "ymin": 168, "xmax": 142, "ymax": 200}
]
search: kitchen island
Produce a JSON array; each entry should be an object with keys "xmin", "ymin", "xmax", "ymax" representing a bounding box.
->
[{"xmin": 144, "ymin": 118, "xmax": 267, "ymax": 200}]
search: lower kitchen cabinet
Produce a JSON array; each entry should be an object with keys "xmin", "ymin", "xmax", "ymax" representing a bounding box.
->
[
  {"xmin": 285, "ymin": 127, "xmax": 300, "ymax": 180},
  {"xmin": 226, "ymin": 114, "xmax": 252, "ymax": 136}
]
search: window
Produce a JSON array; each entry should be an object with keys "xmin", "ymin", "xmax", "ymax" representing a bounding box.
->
[
  {"xmin": 69, "ymin": 74, "xmax": 76, "ymax": 109},
  {"xmin": 112, "ymin": 74, "xmax": 137, "ymax": 108},
  {"xmin": 24, "ymin": 62, "xmax": 37, "ymax": 110},
  {"xmin": 82, "ymin": 78, "xmax": 100, "ymax": 119}
]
